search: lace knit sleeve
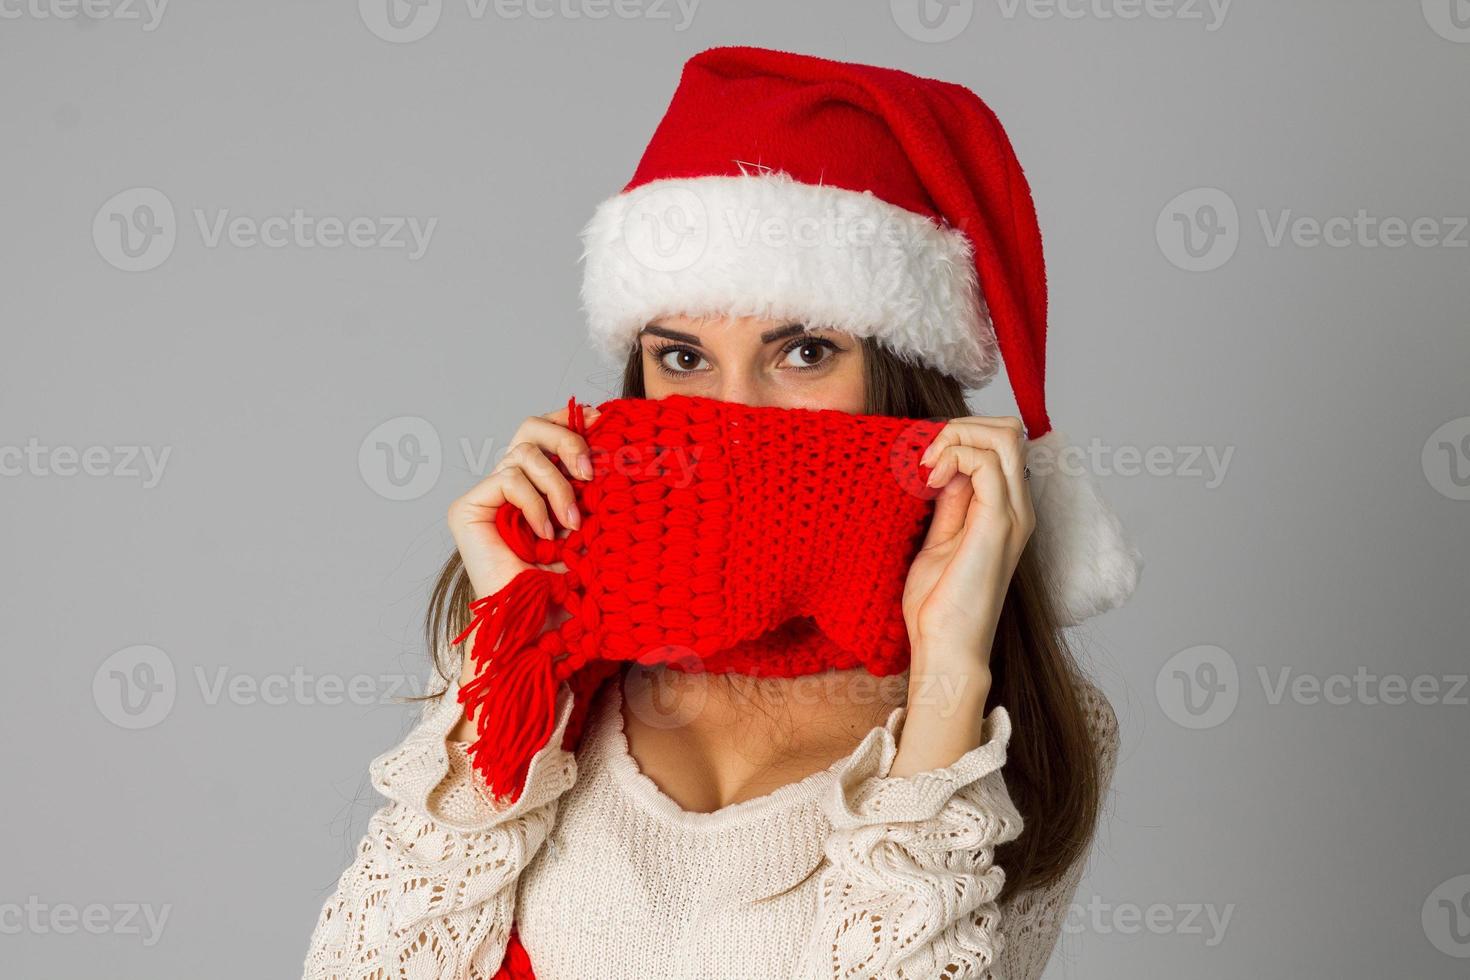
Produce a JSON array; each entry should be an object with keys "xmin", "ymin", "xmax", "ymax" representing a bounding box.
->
[
  {"xmin": 993, "ymin": 681, "xmax": 1121, "ymax": 980},
  {"xmin": 801, "ymin": 703, "xmax": 1024, "ymax": 980},
  {"xmin": 301, "ymin": 677, "xmax": 578, "ymax": 980}
]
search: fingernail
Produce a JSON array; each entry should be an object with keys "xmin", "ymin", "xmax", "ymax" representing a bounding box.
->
[
  {"xmin": 541, "ymin": 518, "xmax": 555, "ymax": 539},
  {"xmin": 565, "ymin": 503, "xmax": 581, "ymax": 530},
  {"xmin": 926, "ymin": 464, "xmax": 942, "ymax": 488},
  {"xmin": 576, "ymin": 453, "xmax": 593, "ymax": 480}
]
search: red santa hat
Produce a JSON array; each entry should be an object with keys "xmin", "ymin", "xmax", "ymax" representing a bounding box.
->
[{"xmin": 577, "ymin": 46, "xmax": 1141, "ymax": 625}]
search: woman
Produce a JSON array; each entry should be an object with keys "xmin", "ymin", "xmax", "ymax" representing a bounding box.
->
[{"xmin": 303, "ymin": 46, "xmax": 1138, "ymax": 979}]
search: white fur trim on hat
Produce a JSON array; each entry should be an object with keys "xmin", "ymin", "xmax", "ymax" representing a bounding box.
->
[
  {"xmin": 1025, "ymin": 430, "xmax": 1143, "ymax": 626},
  {"xmin": 578, "ymin": 172, "xmax": 1000, "ymax": 388}
]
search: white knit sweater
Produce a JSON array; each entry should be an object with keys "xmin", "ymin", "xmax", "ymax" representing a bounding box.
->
[{"xmin": 302, "ymin": 670, "xmax": 1119, "ymax": 979}]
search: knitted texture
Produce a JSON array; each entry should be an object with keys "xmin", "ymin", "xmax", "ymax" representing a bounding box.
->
[
  {"xmin": 300, "ymin": 668, "xmax": 1121, "ymax": 980},
  {"xmin": 455, "ymin": 393, "xmax": 946, "ymax": 805}
]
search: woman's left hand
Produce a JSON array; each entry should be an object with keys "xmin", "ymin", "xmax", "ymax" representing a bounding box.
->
[
  {"xmin": 890, "ymin": 415, "xmax": 1035, "ymax": 776},
  {"xmin": 904, "ymin": 414, "xmax": 1035, "ymax": 664}
]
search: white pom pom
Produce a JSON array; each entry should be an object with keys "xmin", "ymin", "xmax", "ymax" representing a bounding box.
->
[{"xmin": 1024, "ymin": 430, "xmax": 1143, "ymax": 626}]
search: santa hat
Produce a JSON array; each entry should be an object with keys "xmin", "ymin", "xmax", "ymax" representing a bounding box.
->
[{"xmin": 577, "ymin": 46, "xmax": 1141, "ymax": 625}]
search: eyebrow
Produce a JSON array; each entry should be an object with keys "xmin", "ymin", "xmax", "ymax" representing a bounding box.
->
[
  {"xmin": 638, "ymin": 323, "xmax": 701, "ymax": 344},
  {"xmin": 759, "ymin": 322, "xmax": 809, "ymax": 343},
  {"xmin": 637, "ymin": 321, "xmax": 811, "ymax": 345}
]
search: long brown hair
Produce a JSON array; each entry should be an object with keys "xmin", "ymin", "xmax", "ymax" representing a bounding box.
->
[{"xmin": 419, "ymin": 336, "xmax": 1105, "ymax": 899}]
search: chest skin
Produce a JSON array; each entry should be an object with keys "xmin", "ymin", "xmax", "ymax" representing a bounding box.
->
[{"xmin": 614, "ymin": 665, "xmax": 906, "ymax": 813}]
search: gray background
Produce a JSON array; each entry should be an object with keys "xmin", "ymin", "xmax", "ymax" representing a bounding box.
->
[{"xmin": 3, "ymin": 1, "xmax": 1468, "ymax": 977}]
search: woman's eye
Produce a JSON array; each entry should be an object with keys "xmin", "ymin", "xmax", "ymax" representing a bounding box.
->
[
  {"xmin": 659, "ymin": 347, "xmax": 707, "ymax": 373},
  {"xmin": 782, "ymin": 340, "xmax": 832, "ymax": 369}
]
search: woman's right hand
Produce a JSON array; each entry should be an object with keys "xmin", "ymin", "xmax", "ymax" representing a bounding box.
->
[{"xmin": 447, "ymin": 403, "xmax": 600, "ymax": 704}]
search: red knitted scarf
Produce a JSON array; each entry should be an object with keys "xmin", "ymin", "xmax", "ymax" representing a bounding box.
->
[
  {"xmin": 461, "ymin": 393, "xmax": 945, "ymax": 976},
  {"xmin": 456, "ymin": 393, "xmax": 945, "ymax": 803}
]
